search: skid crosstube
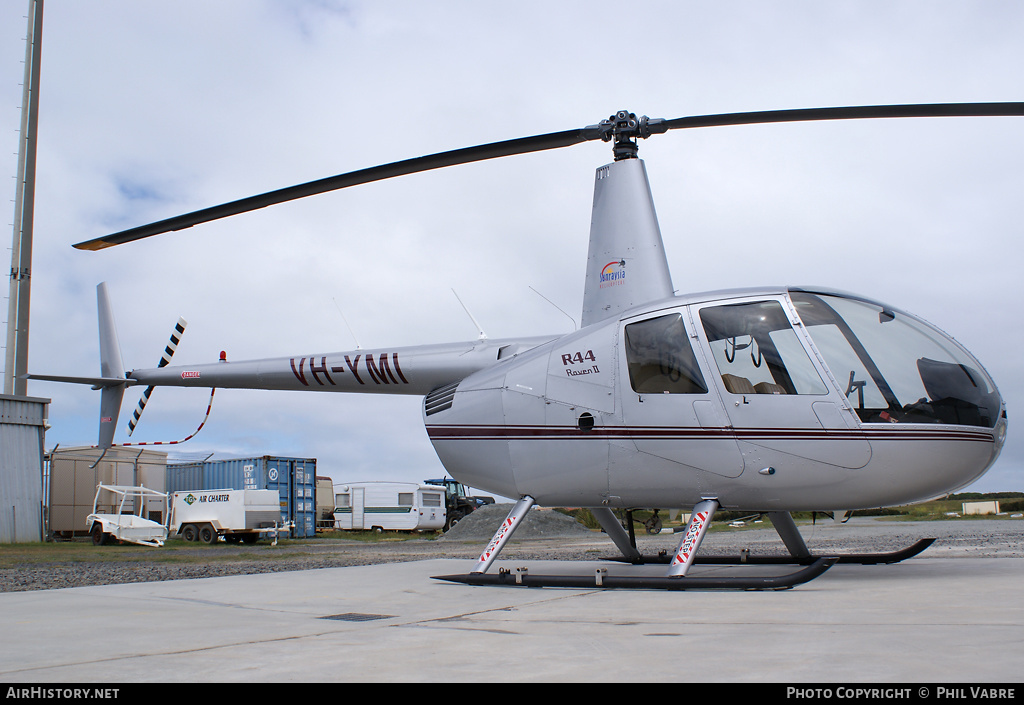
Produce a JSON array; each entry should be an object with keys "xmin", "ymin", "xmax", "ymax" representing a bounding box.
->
[
  {"xmin": 603, "ymin": 538, "xmax": 936, "ymax": 566},
  {"xmin": 433, "ymin": 557, "xmax": 837, "ymax": 591}
]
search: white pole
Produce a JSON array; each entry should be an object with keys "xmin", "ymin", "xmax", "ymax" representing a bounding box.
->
[{"xmin": 4, "ymin": 0, "xmax": 43, "ymax": 396}]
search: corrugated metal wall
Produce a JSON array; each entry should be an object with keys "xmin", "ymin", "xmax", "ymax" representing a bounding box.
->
[
  {"xmin": 0, "ymin": 394, "xmax": 49, "ymax": 543},
  {"xmin": 48, "ymin": 446, "xmax": 168, "ymax": 536}
]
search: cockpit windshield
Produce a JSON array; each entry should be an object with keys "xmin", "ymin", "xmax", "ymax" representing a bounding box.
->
[{"xmin": 790, "ymin": 291, "xmax": 1001, "ymax": 427}]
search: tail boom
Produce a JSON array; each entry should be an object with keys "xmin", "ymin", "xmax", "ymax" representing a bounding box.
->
[{"xmin": 128, "ymin": 336, "xmax": 555, "ymax": 396}]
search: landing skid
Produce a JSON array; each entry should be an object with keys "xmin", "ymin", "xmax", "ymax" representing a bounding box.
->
[
  {"xmin": 433, "ymin": 500, "xmax": 844, "ymax": 591},
  {"xmin": 603, "ymin": 538, "xmax": 936, "ymax": 566},
  {"xmin": 434, "ymin": 557, "xmax": 837, "ymax": 591}
]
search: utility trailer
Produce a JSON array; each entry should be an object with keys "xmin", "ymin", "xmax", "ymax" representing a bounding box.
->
[
  {"xmin": 333, "ymin": 482, "xmax": 446, "ymax": 532},
  {"xmin": 168, "ymin": 489, "xmax": 287, "ymax": 544},
  {"xmin": 87, "ymin": 484, "xmax": 169, "ymax": 547}
]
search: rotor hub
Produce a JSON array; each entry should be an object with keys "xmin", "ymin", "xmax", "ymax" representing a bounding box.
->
[{"xmin": 593, "ymin": 110, "xmax": 668, "ymax": 160}]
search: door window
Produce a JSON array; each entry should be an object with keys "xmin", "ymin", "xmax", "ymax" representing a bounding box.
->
[
  {"xmin": 699, "ymin": 300, "xmax": 827, "ymax": 395},
  {"xmin": 624, "ymin": 313, "xmax": 708, "ymax": 394}
]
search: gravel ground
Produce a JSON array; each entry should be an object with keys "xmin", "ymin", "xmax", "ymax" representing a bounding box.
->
[{"xmin": 2, "ymin": 509, "xmax": 1021, "ymax": 593}]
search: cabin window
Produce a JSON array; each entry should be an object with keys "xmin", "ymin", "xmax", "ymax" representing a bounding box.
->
[
  {"xmin": 335, "ymin": 493, "xmax": 350, "ymax": 508},
  {"xmin": 624, "ymin": 313, "xmax": 708, "ymax": 394},
  {"xmin": 398, "ymin": 493, "xmax": 413, "ymax": 506},
  {"xmin": 790, "ymin": 292, "xmax": 1000, "ymax": 426},
  {"xmin": 422, "ymin": 493, "xmax": 443, "ymax": 507},
  {"xmin": 700, "ymin": 300, "xmax": 827, "ymax": 395}
]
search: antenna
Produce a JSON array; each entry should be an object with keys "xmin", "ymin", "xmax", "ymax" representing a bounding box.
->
[
  {"xmin": 451, "ymin": 289, "xmax": 488, "ymax": 340},
  {"xmin": 332, "ymin": 297, "xmax": 362, "ymax": 349},
  {"xmin": 529, "ymin": 286, "xmax": 577, "ymax": 331}
]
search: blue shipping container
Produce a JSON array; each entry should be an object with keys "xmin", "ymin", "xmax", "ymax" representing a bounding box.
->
[{"xmin": 166, "ymin": 456, "xmax": 317, "ymax": 538}]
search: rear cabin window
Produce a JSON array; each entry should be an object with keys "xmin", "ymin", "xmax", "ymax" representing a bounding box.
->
[
  {"xmin": 398, "ymin": 493, "xmax": 413, "ymax": 506},
  {"xmin": 624, "ymin": 313, "xmax": 708, "ymax": 394},
  {"xmin": 422, "ymin": 493, "xmax": 443, "ymax": 507}
]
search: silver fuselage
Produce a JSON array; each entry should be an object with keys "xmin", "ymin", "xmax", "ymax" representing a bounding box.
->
[{"xmin": 424, "ymin": 287, "xmax": 1005, "ymax": 511}]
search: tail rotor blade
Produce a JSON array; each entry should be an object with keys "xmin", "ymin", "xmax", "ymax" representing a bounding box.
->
[
  {"xmin": 126, "ymin": 385, "xmax": 155, "ymax": 437},
  {"xmin": 159, "ymin": 317, "xmax": 187, "ymax": 368},
  {"xmin": 127, "ymin": 316, "xmax": 187, "ymax": 436}
]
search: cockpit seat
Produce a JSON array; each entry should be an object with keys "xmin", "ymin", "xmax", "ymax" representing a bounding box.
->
[
  {"xmin": 722, "ymin": 374, "xmax": 756, "ymax": 395},
  {"xmin": 754, "ymin": 381, "xmax": 786, "ymax": 395}
]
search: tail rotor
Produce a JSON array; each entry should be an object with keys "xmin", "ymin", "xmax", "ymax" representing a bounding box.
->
[{"xmin": 127, "ymin": 317, "xmax": 187, "ymax": 436}]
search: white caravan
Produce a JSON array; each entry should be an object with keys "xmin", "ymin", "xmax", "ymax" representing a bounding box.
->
[{"xmin": 334, "ymin": 482, "xmax": 446, "ymax": 532}]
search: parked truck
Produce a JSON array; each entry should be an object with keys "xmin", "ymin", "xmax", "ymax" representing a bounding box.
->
[
  {"xmin": 168, "ymin": 489, "xmax": 285, "ymax": 544},
  {"xmin": 423, "ymin": 477, "xmax": 495, "ymax": 531}
]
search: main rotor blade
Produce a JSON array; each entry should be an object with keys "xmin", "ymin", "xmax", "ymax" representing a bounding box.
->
[
  {"xmin": 75, "ymin": 102, "xmax": 1024, "ymax": 251},
  {"xmin": 660, "ymin": 102, "xmax": 1024, "ymax": 131},
  {"xmin": 74, "ymin": 128, "xmax": 599, "ymax": 250}
]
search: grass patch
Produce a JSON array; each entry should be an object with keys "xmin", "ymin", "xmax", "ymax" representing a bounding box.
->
[
  {"xmin": 315, "ymin": 529, "xmax": 439, "ymax": 542},
  {"xmin": 0, "ymin": 537, "xmax": 311, "ymax": 569},
  {"xmin": 0, "ymin": 529, "xmax": 441, "ymax": 570}
]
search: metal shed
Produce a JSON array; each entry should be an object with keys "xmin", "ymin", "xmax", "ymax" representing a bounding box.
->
[
  {"xmin": 48, "ymin": 446, "xmax": 168, "ymax": 538},
  {"xmin": 0, "ymin": 394, "xmax": 49, "ymax": 542}
]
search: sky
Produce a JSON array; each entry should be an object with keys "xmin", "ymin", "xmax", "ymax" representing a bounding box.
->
[{"xmin": 2, "ymin": 1, "xmax": 1022, "ymax": 500}]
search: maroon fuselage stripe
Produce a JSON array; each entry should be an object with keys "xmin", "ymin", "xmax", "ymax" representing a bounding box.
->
[{"xmin": 425, "ymin": 425, "xmax": 994, "ymax": 443}]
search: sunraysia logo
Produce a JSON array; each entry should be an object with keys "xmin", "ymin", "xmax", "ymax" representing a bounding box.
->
[
  {"xmin": 599, "ymin": 260, "xmax": 626, "ymax": 288},
  {"xmin": 181, "ymin": 370, "xmax": 201, "ymax": 379},
  {"xmin": 184, "ymin": 493, "xmax": 197, "ymax": 505}
]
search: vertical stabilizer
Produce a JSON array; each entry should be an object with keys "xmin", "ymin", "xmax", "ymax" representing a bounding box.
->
[
  {"xmin": 96, "ymin": 282, "xmax": 126, "ymax": 448},
  {"xmin": 581, "ymin": 158, "xmax": 674, "ymax": 328}
]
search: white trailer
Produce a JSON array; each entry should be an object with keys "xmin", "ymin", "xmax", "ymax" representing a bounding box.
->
[
  {"xmin": 87, "ymin": 484, "xmax": 169, "ymax": 547},
  {"xmin": 334, "ymin": 482, "xmax": 446, "ymax": 532},
  {"xmin": 168, "ymin": 489, "xmax": 285, "ymax": 544}
]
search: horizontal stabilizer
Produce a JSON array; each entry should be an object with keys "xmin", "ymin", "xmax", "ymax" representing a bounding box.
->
[{"xmin": 24, "ymin": 373, "xmax": 133, "ymax": 388}]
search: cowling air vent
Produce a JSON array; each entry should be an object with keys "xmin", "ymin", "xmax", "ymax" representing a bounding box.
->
[{"xmin": 424, "ymin": 381, "xmax": 460, "ymax": 416}]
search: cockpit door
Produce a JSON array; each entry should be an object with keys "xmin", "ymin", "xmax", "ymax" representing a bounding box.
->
[{"xmin": 693, "ymin": 296, "xmax": 871, "ymax": 470}]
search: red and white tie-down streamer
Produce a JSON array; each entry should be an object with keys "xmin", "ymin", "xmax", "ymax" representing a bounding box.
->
[{"xmin": 117, "ymin": 387, "xmax": 216, "ymax": 447}]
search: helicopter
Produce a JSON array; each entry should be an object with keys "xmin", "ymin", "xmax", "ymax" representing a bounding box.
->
[{"xmin": 31, "ymin": 103, "xmax": 1019, "ymax": 590}]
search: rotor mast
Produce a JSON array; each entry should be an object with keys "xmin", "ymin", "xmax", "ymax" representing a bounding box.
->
[{"xmin": 580, "ymin": 111, "xmax": 675, "ymax": 328}]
